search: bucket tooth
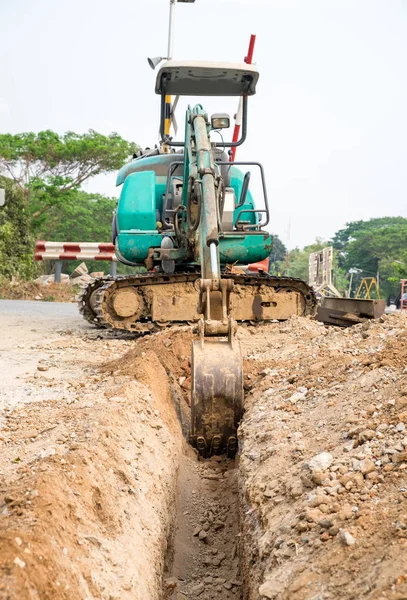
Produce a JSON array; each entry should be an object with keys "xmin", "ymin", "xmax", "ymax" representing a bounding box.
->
[
  {"xmin": 211, "ymin": 434, "xmax": 223, "ymax": 455},
  {"xmin": 227, "ymin": 436, "xmax": 238, "ymax": 457}
]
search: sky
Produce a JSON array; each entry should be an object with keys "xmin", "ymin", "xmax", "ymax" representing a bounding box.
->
[{"xmin": 0, "ymin": 0, "xmax": 406, "ymax": 249}]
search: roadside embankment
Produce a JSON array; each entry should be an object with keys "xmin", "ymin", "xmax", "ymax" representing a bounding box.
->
[
  {"xmin": 0, "ymin": 323, "xmax": 184, "ymax": 600},
  {"xmin": 238, "ymin": 313, "xmax": 407, "ymax": 599}
]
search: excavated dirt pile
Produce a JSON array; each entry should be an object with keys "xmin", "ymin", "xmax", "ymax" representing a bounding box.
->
[
  {"xmin": 1, "ymin": 309, "xmax": 407, "ymax": 600},
  {"xmin": 0, "ymin": 330, "xmax": 184, "ymax": 600},
  {"xmin": 238, "ymin": 312, "xmax": 407, "ymax": 600}
]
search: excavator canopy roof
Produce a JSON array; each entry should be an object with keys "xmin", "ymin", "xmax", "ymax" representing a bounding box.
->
[{"xmin": 155, "ymin": 60, "xmax": 259, "ymax": 96}]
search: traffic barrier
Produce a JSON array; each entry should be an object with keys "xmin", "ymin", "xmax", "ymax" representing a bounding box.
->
[
  {"xmin": 34, "ymin": 241, "xmax": 117, "ymax": 282},
  {"xmin": 34, "ymin": 241, "xmax": 117, "ymax": 262}
]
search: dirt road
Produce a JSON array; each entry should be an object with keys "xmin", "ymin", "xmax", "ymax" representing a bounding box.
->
[{"xmin": 1, "ymin": 301, "xmax": 407, "ymax": 599}]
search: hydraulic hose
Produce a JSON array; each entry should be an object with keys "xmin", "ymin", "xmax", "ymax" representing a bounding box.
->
[{"xmin": 186, "ymin": 177, "xmax": 202, "ymax": 234}]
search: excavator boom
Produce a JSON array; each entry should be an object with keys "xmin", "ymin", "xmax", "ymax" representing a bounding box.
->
[{"xmin": 183, "ymin": 105, "xmax": 243, "ymax": 456}]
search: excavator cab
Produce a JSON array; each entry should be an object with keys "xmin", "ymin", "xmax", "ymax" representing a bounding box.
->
[{"xmin": 114, "ymin": 60, "xmax": 271, "ymax": 273}]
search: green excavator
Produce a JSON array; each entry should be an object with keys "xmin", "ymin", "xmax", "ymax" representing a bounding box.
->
[{"xmin": 78, "ymin": 59, "xmax": 317, "ymax": 456}]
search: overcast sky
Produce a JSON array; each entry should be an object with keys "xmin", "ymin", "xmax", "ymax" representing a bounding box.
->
[{"xmin": 1, "ymin": 0, "xmax": 406, "ymax": 248}]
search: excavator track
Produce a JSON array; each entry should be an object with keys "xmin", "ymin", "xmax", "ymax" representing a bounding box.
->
[
  {"xmin": 76, "ymin": 277, "xmax": 112, "ymax": 328},
  {"xmin": 83, "ymin": 271, "xmax": 316, "ymax": 331}
]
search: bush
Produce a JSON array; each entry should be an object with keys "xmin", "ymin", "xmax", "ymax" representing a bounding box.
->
[{"xmin": 0, "ymin": 177, "xmax": 36, "ymax": 280}]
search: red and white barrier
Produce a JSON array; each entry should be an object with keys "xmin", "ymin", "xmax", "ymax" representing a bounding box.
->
[{"xmin": 34, "ymin": 241, "xmax": 117, "ymax": 262}]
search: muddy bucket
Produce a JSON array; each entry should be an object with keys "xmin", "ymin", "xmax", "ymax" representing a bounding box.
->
[{"xmin": 190, "ymin": 338, "xmax": 243, "ymax": 457}]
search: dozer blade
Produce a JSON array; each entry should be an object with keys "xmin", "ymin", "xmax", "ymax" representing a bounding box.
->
[{"xmin": 190, "ymin": 338, "xmax": 243, "ymax": 458}]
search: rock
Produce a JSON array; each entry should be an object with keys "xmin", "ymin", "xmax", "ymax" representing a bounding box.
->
[
  {"xmin": 259, "ymin": 580, "xmax": 282, "ymax": 599},
  {"xmin": 223, "ymin": 581, "xmax": 232, "ymax": 590},
  {"xmin": 192, "ymin": 526, "xmax": 201, "ymax": 536},
  {"xmin": 338, "ymin": 504, "xmax": 353, "ymax": 520},
  {"xmin": 397, "ymin": 423, "xmax": 406, "ymax": 432},
  {"xmin": 311, "ymin": 471, "xmax": 325, "ymax": 485},
  {"xmin": 13, "ymin": 557, "xmax": 26, "ymax": 568},
  {"xmin": 37, "ymin": 365, "xmax": 49, "ymax": 372},
  {"xmin": 318, "ymin": 518, "xmax": 334, "ymax": 529},
  {"xmin": 308, "ymin": 452, "xmax": 334, "ymax": 471},
  {"xmin": 71, "ymin": 274, "xmax": 93, "ymax": 285},
  {"xmin": 308, "ymin": 493, "xmax": 328, "ymax": 507},
  {"xmin": 393, "ymin": 452, "xmax": 407, "ymax": 463},
  {"xmin": 70, "ymin": 262, "xmax": 88, "ymax": 278},
  {"xmin": 198, "ymin": 530, "xmax": 208, "ymax": 542},
  {"xmin": 359, "ymin": 430, "xmax": 376, "ymax": 443},
  {"xmin": 39, "ymin": 447, "xmax": 56, "ymax": 459},
  {"xmin": 290, "ymin": 481, "xmax": 304, "ymax": 497},
  {"xmin": 164, "ymin": 577, "xmax": 178, "ymax": 589},
  {"xmin": 21, "ymin": 429, "xmax": 38, "ymax": 440},
  {"xmin": 305, "ymin": 508, "xmax": 324, "ymax": 523},
  {"xmin": 360, "ymin": 459, "xmax": 376, "ymax": 475},
  {"xmin": 289, "ymin": 390, "xmax": 307, "ymax": 404},
  {"xmin": 340, "ymin": 472, "xmax": 364, "ymax": 488},
  {"xmin": 340, "ymin": 529, "xmax": 356, "ymax": 546},
  {"xmin": 191, "ymin": 583, "xmax": 205, "ymax": 596}
]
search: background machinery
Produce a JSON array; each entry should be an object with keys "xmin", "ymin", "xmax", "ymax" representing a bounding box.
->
[{"xmin": 78, "ymin": 59, "xmax": 317, "ymax": 455}]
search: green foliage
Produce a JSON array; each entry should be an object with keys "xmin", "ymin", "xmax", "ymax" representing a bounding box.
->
[
  {"xmin": 283, "ymin": 238, "xmax": 326, "ymax": 282},
  {"xmin": 331, "ymin": 217, "xmax": 407, "ymax": 298},
  {"xmin": 0, "ymin": 130, "xmax": 138, "ymax": 281},
  {"xmin": 34, "ymin": 190, "xmax": 116, "ymax": 275},
  {"xmin": 0, "ymin": 130, "xmax": 138, "ymax": 226},
  {"xmin": 332, "ymin": 217, "xmax": 407, "ymax": 254},
  {"xmin": 0, "ymin": 176, "xmax": 35, "ymax": 279},
  {"xmin": 271, "ymin": 234, "xmax": 287, "ymax": 262}
]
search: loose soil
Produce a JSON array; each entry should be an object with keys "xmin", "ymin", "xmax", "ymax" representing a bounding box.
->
[
  {"xmin": 163, "ymin": 455, "xmax": 241, "ymax": 600},
  {"xmin": 1, "ymin": 305, "xmax": 407, "ymax": 599}
]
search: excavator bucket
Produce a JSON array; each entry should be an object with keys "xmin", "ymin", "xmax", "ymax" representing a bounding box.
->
[{"xmin": 190, "ymin": 338, "xmax": 243, "ymax": 458}]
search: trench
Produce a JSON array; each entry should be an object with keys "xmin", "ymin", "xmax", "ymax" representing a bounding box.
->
[
  {"xmin": 159, "ymin": 335, "xmax": 245, "ymax": 600},
  {"xmin": 162, "ymin": 453, "xmax": 242, "ymax": 600}
]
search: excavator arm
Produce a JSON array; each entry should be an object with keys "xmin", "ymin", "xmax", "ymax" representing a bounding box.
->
[{"xmin": 182, "ymin": 105, "xmax": 243, "ymax": 457}]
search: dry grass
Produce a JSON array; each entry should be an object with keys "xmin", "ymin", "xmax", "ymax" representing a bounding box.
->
[{"xmin": 0, "ymin": 279, "xmax": 78, "ymax": 302}]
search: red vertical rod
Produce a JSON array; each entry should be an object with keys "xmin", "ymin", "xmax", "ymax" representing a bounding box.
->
[
  {"xmin": 230, "ymin": 34, "xmax": 256, "ymax": 162},
  {"xmin": 245, "ymin": 34, "xmax": 256, "ymax": 65}
]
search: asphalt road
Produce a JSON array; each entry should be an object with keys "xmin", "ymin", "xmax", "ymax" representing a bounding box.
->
[
  {"xmin": 0, "ymin": 300, "xmax": 88, "ymax": 412},
  {"xmin": 0, "ymin": 299, "xmax": 80, "ymax": 319}
]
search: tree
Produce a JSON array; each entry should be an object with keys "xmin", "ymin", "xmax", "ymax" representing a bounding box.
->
[
  {"xmin": 284, "ymin": 239, "xmax": 326, "ymax": 281},
  {"xmin": 0, "ymin": 177, "xmax": 34, "ymax": 279},
  {"xmin": 34, "ymin": 190, "xmax": 118, "ymax": 275},
  {"xmin": 269, "ymin": 234, "xmax": 287, "ymax": 273},
  {"xmin": 330, "ymin": 217, "xmax": 407, "ymax": 298},
  {"xmin": 332, "ymin": 217, "xmax": 407, "ymax": 268},
  {"xmin": 0, "ymin": 130, "xmax": 138, "ymax": 233},
  {"xmin": 342, "ymin": 222, "xmax": 407, "ymax": 298}
]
